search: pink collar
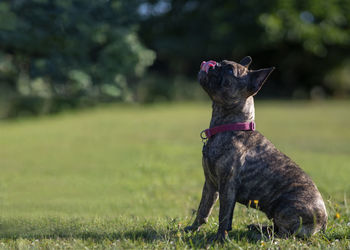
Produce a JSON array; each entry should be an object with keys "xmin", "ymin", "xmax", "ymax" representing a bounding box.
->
[{"xmin": 200, "ymin": 121, "xmax": 255, "ymax": 140}]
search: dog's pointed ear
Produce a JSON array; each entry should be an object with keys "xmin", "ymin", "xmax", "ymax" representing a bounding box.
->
[
  {"xmin": 240, "ymin": 56, "xmax": 252, "ymax": 68},
  {"xmin": 248, "ymin": 67, "xmax": 275, "ymax": 96}
]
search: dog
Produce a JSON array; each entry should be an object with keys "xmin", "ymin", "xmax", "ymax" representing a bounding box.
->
[{"xmin": 185, "ymin": 57, "xmax": 327, "ymax": 241}]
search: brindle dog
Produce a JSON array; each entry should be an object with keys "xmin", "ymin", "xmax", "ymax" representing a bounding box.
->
[{"xmin": 185, "ymin": 57, "xmax": 327, "ymax": 241}]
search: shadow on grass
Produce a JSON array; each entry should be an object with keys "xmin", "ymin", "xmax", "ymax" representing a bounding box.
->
[
  {"xmin": 0, "ymin": 222, "xmax": 264, "ymax": 248},
  {"xmin": 0, "ymin": 220, "xmax": 348, "ymax": 247},
  {"xmin": 121, "ymin": 228, "xmax": 264, "ymax": 247}
]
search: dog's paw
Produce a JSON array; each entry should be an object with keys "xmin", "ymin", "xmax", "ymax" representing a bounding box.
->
[
  {"xmin": 184, "ymin": 225, "xmax": 200, "ymax": 233},
  {"xmin": 213, "ymin": 230, "xmax": 229, "ymax": 243}
]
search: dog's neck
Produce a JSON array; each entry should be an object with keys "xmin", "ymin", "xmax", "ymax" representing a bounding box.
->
[{"xmin": 210, "ymin": 97, "xmax": 255, "ymax": 128}]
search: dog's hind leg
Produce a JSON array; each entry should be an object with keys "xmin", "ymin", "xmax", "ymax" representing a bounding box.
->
[{"xmin": 273, "ymin": 203, "xmax": 326, "ymax": 238}]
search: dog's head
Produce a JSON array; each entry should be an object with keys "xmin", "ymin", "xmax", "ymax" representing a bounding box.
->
[{"xmin": 198, "ymin": 57, "xmax": 274, "ymax": 106}]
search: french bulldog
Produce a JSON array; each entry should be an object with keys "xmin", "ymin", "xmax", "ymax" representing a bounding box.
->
[{"xmin": 185, "ymin": 57, "xmax": 327, "ymax": 241}]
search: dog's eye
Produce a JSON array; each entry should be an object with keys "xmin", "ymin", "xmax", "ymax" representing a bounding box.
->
[{"xmin": 227, "ymin": 69, "xmax": 234, "ymax": 75}]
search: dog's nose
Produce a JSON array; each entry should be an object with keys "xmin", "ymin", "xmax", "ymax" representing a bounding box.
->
[{"xmin": 200, "ymin": 60, "xmax": 217, "ymax": 73}]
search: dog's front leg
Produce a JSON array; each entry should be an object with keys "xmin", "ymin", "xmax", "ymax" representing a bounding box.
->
[
  {"xmin": 216, "ymin": 178, "xmax": 237, "ymax": 242},
  {"xmin": 185, "ymin": 181, "xmax": 218, "ymax": 232}
]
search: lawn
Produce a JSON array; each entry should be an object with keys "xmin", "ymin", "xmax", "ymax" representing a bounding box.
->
[{"xmin": 0, "ymin": 101, "xmax": 349, "ymax": 249}]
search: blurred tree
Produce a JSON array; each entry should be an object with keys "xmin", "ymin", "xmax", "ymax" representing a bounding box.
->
[
  {"xmin": 139, "ymin": 0, "xmax": 350, "ymax": 98},
  {"xmin": 1, "ymin": 0, "xmax": 349, "ymax": 117},
  {"xmin": 0, "ymin": 0, "xmax": 155, "ymax": 117}
]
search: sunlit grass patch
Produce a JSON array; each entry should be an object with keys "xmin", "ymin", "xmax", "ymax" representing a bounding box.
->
[{"xmin": 0, "ymin": 101, "xmax": 349, "ymax": 248}]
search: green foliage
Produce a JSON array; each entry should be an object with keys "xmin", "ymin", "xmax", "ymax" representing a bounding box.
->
[
  {"xmin": 1, "ymin": 0, "xmax": 350, "ymax": 115},
  {"xmin": 0, "ymin": 101, "xmax": 350, "ymax": 247},
  {"xmin": 325, "ymin": 61, "xmax": 350, "ymax": 97},
  {"xmin": 0, "ymin": 0, "xmax": 155, "ymax": 106},
  {"xmin": 135, "ymin": 74, "xmax": 207, "ymax": 102},
  {"xmin": 140, "ymin": 0, "xmax": 350, "ymax": 97},
  {"xmin": 259, "ymin": 0, "xmax": 350, "ymax": 56}
]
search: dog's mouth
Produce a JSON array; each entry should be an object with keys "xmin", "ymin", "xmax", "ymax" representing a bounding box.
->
[
  {"xmin": 200, "ymin": 60, "xmax": 217, "ymax": 73},
  {"xmin": 198, "ymin": 60, "xmax": 221, "ymax": 99},
  {"xmin": 199, "ymin": 60, "xmax": 218, "ymax": 86}
]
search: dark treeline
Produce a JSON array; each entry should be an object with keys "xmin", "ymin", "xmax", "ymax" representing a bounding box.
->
[
  {"xmin": 139, "ymin": 0, "xmax": 350, "ymax": 99},
  {"xmin": 0, "ymin": 0, "xmax": 349, "ymax": 118}
]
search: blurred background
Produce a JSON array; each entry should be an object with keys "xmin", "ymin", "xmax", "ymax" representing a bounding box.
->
[
  {"xmin": 0, "ymin": 0, "xmax": 349, "ymax": 118},
  {"xmin": 0, "ymin": 2, "xmax": 350, "ymax": 245}
]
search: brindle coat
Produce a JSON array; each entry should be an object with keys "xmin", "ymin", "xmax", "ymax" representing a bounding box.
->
[{"xmin": 185, "ymin": 57, "xmax": 327, "ymax": 241}]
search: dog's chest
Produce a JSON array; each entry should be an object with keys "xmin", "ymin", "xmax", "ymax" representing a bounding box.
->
[{"xmin": 202, "ymin": 133, "xmax": 247, "ymax": 185}]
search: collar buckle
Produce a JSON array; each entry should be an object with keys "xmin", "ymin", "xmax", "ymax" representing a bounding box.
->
[
  {"xmin": 200, "ymin": 130, "xmax": 208, "ymax": 144},
  {"xmin": 250, "ymin": 121, "xmax": 255, "ymax": 131}
]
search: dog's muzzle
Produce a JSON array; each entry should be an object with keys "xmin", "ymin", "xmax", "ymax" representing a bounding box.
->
[{"xmin": 200, "ymin": 60, "xmax": 217, "ymax": 73}]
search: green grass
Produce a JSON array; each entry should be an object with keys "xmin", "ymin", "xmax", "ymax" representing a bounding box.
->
[{"xmin": 0, "ymin": 101, "xmax": 349, "ymax": 249}]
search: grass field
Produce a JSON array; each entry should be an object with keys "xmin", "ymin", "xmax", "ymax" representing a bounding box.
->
[{"xmin": 0, "ymin": 101, "xmax": 349, "ymax": 249}]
